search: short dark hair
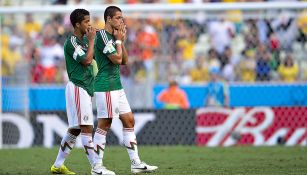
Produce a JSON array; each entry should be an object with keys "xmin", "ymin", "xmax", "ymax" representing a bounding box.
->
[
  {"xmin": 70, "ymin": 9, "xmax": 90, "ymax": 28},
  {"xmin": 169, "ymin": 80, "xmax": 178, "ymax": 87},
  {"xmin": 104, "ymin": 6, "xmax": 121, "ymax": 22}
]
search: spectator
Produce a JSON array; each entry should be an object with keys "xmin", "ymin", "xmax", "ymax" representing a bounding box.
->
[
  {"xmin": 23, "ymin": 13, "xmax": 41, "ymax": 38},
  {"xmin": 205, "ymin": 67, "xmax": 229, "ymax": 107},
  {"xmin": 136, "ymin": 20, "xmax": 160, "ymax": 82},
  {"xmin": 158, "ymin": 80, "xmax": 190, "ymax": 109},
  {"xmin": 31, "ymin": 48, "xmax": 44, "ymax": 83},
  {"xmin": 257, "ymin": 19, "xmax": 270, "ymax": 44},
  {"xmin": 271, "ymin": 11, "xmax": 298, "ymax": 51},
  {"xmin": 297, "ymin": 9, "xmax": 307, "ymax": 43},
  {"xmin": 4, "ymin": 5, "xmax": 307, "ymax": 85},
  {"xmin": 268, "ymin": 33, "xmax": 281, "ymax": 71},
  {"xmin": 238, "ymin": 49, "xmax": 256, "ymax": 82},
  {"xmin": 1, "ymin": 34, "xmax": 11, "ymax": 76},
  {"xmin": 221, "ymin": 46, "xmax": 240, "ymax": 81},
  {"xmin": 278, "ymin": 54, "xmax": 299, "ymax": 82},
  {"xmin": 207, "ymin": 48, "xmax": 221, "ymax": 70},
  {"xmin": 219, "ymin": 46, "xmax": 231, "ymax": 68},
  {"xmin": 1, "ymin": 34, "xmax": 21, "ymax": 76},
  {"xmin": 177, "ymin": 31, "xmax": 196, "ymax": 71},
  {"xmin": 208, "ymin": 18, "xmax": 235, "ymax": 55},
  {"xmin": 244, "ymin": 19, "xmax": 259, "ymax": 50},
  {"xmin": 40, "ymin": 37, "xmax": 64, "ymax": 83},
  {"xmin": 256, "ymin": 44, "xmax": 271, "ymax": 81},
  {"xmin": 189, "ymin": 56, "xmax": 209, "ymax": 83},
  {"xmin": 136, "ymin": 20, "xmax": 160, "ymax": 66}
]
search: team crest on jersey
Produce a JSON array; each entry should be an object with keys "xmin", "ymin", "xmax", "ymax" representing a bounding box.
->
[{"xmin": 103, "ymin": 40, "xmax": 116, "ymax": 54}]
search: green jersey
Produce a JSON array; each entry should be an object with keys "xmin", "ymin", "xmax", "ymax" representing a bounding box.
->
[
  {"xmin": 64, "ymin": 35, "xmax": 95, "ymax": 96},
  {"xmin": 94, "ymin": 29, "xmax": 122, "ymax": 92}
]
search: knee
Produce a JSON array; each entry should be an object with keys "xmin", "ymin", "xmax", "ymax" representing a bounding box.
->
[
  {"xmin": 97, "ymin": 119, "xmax": 113, "ymax": 131},
  {"xmin": 102, "ymin": 123, "xmax": 112, "ymax": 131},
  {"xmin": 80, "ymin": 125, "xmax": 93, "ymax": 133},
  {"xmin": 68, "ymin": 128, "xmax": 81, "ymax": 136},
  {"xmin": 128, "ymin": 117, "xmax": 135, "ymax": 128},
  {"xmin": 122, "ymin": 115, "xmax": 135, "ymax": 128}
]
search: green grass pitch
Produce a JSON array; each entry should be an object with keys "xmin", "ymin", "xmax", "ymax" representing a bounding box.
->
[{"xmin": 0, "ymin": 146, "xmax": 306, "ymax": 175}]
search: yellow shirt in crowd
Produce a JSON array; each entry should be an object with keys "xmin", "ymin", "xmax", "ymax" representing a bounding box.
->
[
  {"xmin": 278, "ymin": 64, "xmax": 299, "ymax": 82},
  {"xmin": 177, "ymin": 39, "xmax": 195, "ymax": 61},
  {"xmin": 23, "ymin": 22, "xmax": 41, "ymax": 35}
]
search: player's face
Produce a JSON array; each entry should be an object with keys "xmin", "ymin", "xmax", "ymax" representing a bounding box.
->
[
  {"xmin": 79, "ymin": 15, "xmax": 91, "ymax": 34},
  {"xmin": 110, "ymin": 11, "xmax": 124, "ymax": 30}
]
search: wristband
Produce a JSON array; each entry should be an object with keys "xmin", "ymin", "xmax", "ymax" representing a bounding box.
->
[{"xmin": 115, "ymin": 40, "xmax": 122, "ymax": 45}]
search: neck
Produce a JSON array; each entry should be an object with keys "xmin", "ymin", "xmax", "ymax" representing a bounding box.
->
[
  {"xmin": 104, "ymin": 24, "xmax": 113, "ymax": 35},
  {"xmin": 73, "ymin": 29, "xmax": 83, "ymax": 40}
]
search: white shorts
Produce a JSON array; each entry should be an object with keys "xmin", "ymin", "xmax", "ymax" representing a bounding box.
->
[
  {"xmin": 95, "ymin": 89, "xmax": 131, "ymax": 118},
  {"xmin": 66, "ymin": 81, "xmax": 93, "ymax": 128}
]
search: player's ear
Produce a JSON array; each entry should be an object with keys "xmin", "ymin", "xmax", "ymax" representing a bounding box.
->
[
  {"xmin": 107, "ymin": 16, "xmax": 111, "ymax": 23},
  {"xmin": 76, "ymin": 22, "xmax": 80, "ymax": 28}
]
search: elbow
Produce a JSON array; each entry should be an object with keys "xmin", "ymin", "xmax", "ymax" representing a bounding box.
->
[
  {"xmin": 121, "ymin": 56, "xmax": 128, "ymax": 65},
  {"xmin": 114, "ymin": 56, "xmax": 122, "ymax": 65},
  {"xmin": 85, "ymin": 60, "xmax": 92, "ymax": 66},
  {"xmin": 121, "ymin": 61, "xmax": 128, "ymax": 65},
  {"xmin": 114, "ymin": 59, "xmax": 122, "ymax": 65},
  {"xmin": 109, "ymin": 55, "xmax": 123, "ymax": 65}
]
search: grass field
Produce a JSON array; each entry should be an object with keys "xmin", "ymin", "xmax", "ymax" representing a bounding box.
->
[{"xmin": 0, "ymin": 146, "xmax": 306, "ymax": 175}]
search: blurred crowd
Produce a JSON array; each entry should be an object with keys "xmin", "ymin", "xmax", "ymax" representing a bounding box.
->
[
  {"xmin": 2, "ymin": 0, "xmax": 306, "ymax": 5},
  {"xmin": 1, "ymin": 0, "xmax": 307, "ymax": 85}
]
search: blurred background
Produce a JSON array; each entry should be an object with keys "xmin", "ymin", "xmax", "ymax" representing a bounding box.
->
[{"xmin": 0, "ymin": 0, "xmax": 307, "ymax": 148}]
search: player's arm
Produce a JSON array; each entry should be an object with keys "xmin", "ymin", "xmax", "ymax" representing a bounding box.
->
[
  {"xmin": 81, "ymin": 27, "xmax": 96, "ymax": 66},
  {"xmin": 97, "ymin": 30, "xmax": 120, "ymax": 64},
  {"xmin": 121, "ymin": 42, "xmax": 128, "ymax": 65},
  {"xmin": 121, "ymin": 25, "xmax": 128, "ymax": 65},
  {"xmin": 107, "ymin": 41, "xmax": 123, "ymax": 65},
  {"xmin": 158, "ymin": 90, "xmax": 167, "ymax": 103}
]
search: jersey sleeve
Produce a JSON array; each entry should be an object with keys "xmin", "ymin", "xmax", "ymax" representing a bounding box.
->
[
  {"xmin": 97, "ymin": 30, "xmax": 117, "ymax": 56},
  {"xmin": 65, "ymin": 37, "xmax": 86, "ymax": 63}
]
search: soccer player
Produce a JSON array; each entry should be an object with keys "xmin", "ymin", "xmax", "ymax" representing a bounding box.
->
[
  {"xmin": 50, "ymin": 9, "xmax": 97, "ymax": 174},
  {"xmin": 91, "ymin": 6, "xmax": 158, "ymax": 175}
]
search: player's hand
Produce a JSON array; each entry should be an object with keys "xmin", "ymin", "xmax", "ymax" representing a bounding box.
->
[
  {"xmin": 119, "ymin": 23, "xmax": 127, "ymax": 42},
  {"xmin": 86, "ymin": 27, "xmax": 96, "ymax": 41},
  {"xmin": 122, "ymin": 24, "xmax": 127, "ymax": 42},
  {"xmin": 114, "ymin": 23, "xmax": 125, "ymax": 41}
]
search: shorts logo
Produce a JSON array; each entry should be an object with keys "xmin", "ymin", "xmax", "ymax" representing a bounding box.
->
[
  {"xmin": 115, "ymin": 107, "xmax": 120, "ymax": 114},
  {"xmin": 83, "ymin": 115, "xmax": 89, "ymax": 121}
]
